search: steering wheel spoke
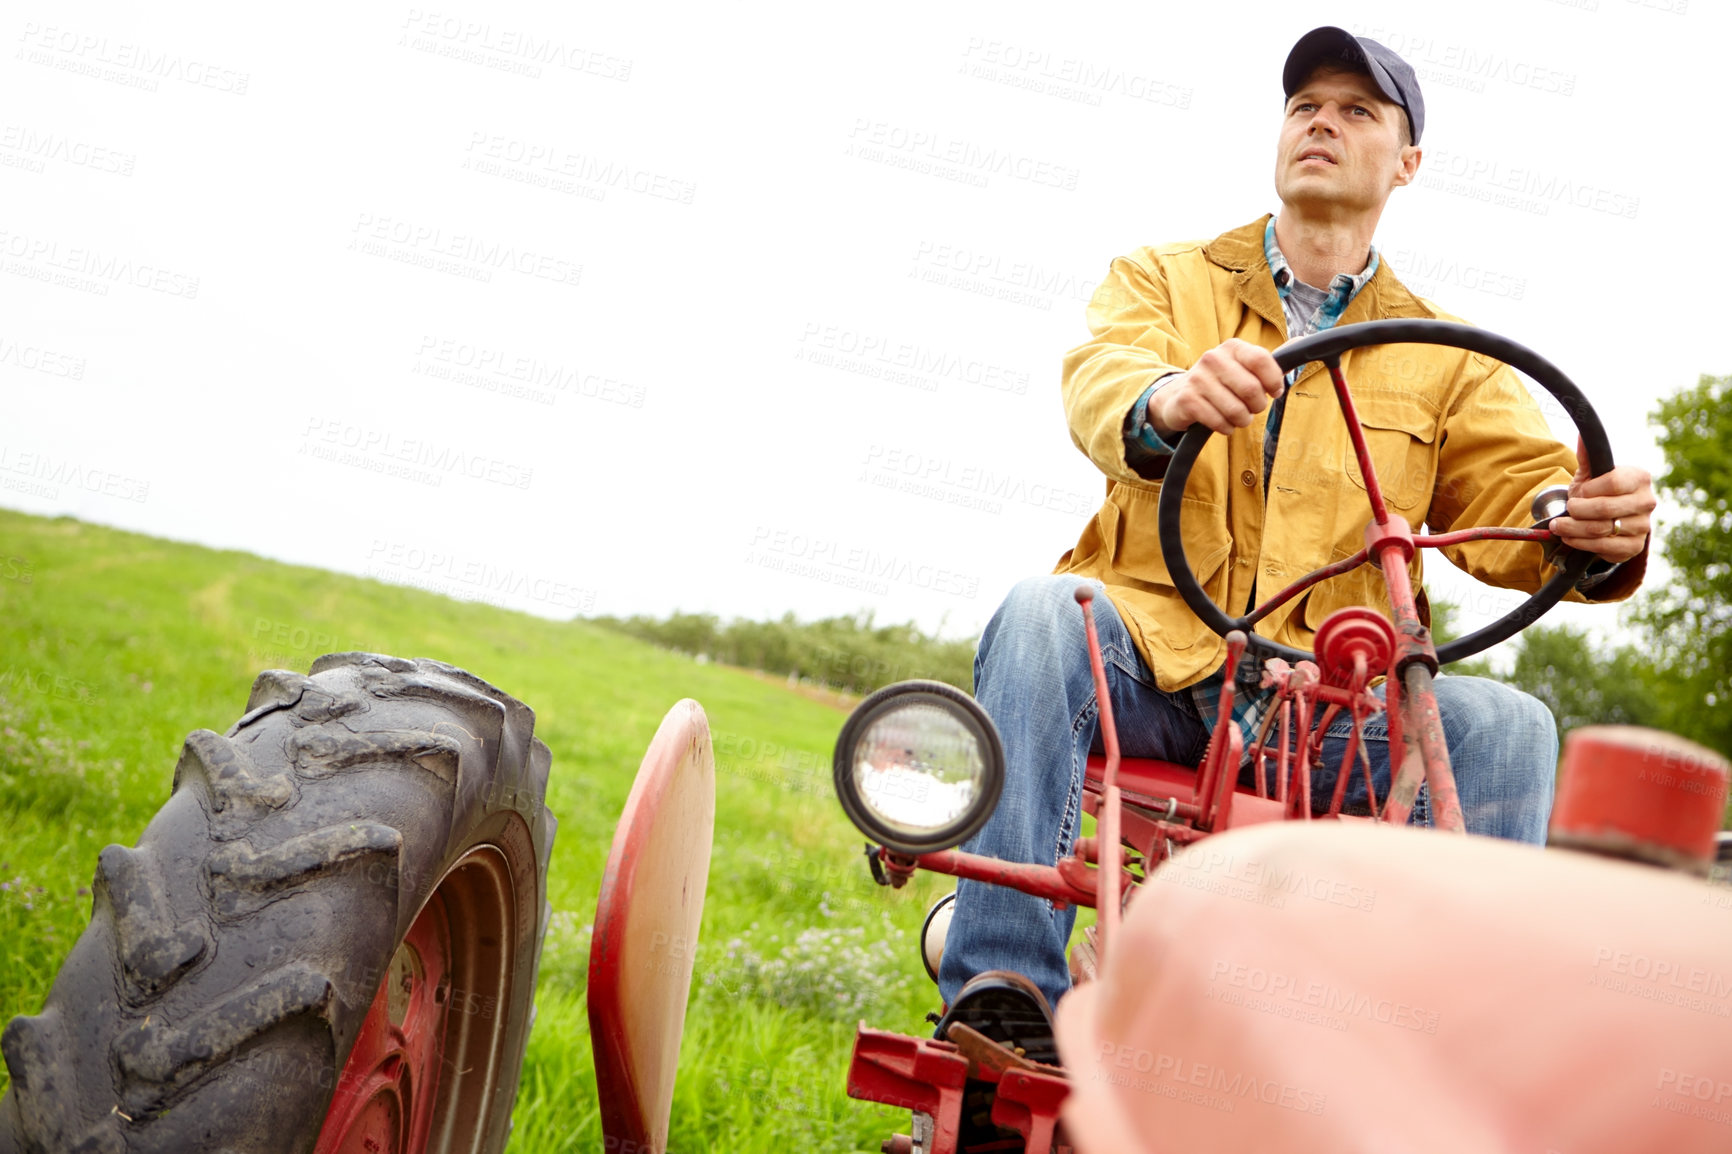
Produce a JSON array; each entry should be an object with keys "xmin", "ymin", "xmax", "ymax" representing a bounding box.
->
[
  {"xmin": 1241, "ymin": 547, "xmax": 1372, "ymax": 629},
  {"xmin": 1324, "ymin": 358, "xmax": 1394, "ymax": 527},
  {"xmin": 1415, "ymin": 526, "xmax": 1554, "ymax": 548}
]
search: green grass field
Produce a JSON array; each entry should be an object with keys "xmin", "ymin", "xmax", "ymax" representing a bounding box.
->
[{"xmin": 0, "ymin": 507, "xmax": 968, "ymax": 1152}]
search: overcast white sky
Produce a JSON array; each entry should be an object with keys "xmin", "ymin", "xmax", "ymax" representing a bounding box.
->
[{"xmin": 1, "ymin": 0, "xmax": 1719, "ymax": 663}]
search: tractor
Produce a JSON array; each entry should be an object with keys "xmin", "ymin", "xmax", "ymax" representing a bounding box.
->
[
  {"xmin": 590, "ymin": 319, "xmax": 1732, "ymax": 1154},
  {"xmin": 823, "ymin": 319, "xmax": 1732, "ymax": 1153}
]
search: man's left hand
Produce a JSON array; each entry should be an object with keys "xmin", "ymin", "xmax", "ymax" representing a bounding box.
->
[{"xmin": 1549, "ymin": 436, "xmax": 1656, "ymax": 565}]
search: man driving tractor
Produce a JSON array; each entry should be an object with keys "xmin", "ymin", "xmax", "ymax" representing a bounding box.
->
[{"xmin": 932, "ymin": 25, "xmax": 1660, "ymax": 1070}]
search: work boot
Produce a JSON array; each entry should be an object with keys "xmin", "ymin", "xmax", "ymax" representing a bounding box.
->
[{"xmin": 933, "ymin": 969, "xmax": 1058, "ymax": 1066}]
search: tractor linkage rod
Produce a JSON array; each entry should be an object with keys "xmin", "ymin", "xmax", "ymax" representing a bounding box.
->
[
  {"xmin": 1075, "ymin": 585, "xmax": 1125, "ymax": 960},
  {"xmin": 1325, "ymin": 359, "xmax": 1466, "ymax": 834}
]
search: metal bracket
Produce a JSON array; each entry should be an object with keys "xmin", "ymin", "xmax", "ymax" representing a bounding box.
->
[{"xmin": 865, "ymin": 841, "xmax": 889, "ymax": 887}]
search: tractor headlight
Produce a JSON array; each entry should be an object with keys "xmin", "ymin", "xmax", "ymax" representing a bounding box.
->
[{"xmin": 832, "ymin": 680, "xmax": 1005, "ymax": 855}]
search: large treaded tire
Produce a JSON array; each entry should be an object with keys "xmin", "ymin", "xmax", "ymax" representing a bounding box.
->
[{"xmin": 0, "ymin": 652, "xmax": 557, "ymax": 1154}]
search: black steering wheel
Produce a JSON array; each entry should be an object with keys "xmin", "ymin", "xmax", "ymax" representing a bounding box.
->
[{"xmin": 1156, "ymin": 319, "xmax": 1610, "ymax": 667}]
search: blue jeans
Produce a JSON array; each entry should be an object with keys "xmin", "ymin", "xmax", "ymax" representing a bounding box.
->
[{"xmin": 936, "ymin": 575, "xmax": 1558, "ymax": 1011}]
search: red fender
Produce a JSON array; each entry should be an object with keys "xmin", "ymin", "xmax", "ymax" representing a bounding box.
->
[{"xmin": 588, "ymin": 700, "xmax": 715, "ymax": 1154}]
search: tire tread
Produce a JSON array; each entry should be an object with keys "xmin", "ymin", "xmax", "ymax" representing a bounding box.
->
[{"xmin": 0, "ymin": 653, "xmax": 553, "ymax": 1154}]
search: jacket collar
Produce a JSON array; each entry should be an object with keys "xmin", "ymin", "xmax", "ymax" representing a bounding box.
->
[{"xmin": 1204, "ymin": 214, "xmax": 1435, "ymax": 334}]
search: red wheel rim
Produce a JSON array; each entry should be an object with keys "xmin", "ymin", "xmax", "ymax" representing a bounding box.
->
[{"xmin": 314, "ymin": 843, "xmax": 521, "ymax": 1154}]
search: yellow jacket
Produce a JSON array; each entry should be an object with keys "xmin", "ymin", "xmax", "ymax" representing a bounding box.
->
[{"xmin": 1056, "ymin": 215, "xmax": 1645, "ymax": 691}]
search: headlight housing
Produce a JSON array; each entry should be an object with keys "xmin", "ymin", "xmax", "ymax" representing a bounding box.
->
[{"xmin": 832, "ymin": 680, "xmax": 1005, "ymax": 855}]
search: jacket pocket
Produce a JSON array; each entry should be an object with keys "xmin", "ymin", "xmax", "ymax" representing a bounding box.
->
[
  {"xmin": 1344, "ymin": 393, "xmax": 1440, "ymax": 511},
  {"xmin": 1100, "ymin": 481, "xmax": 1232, "ymax": 589}
]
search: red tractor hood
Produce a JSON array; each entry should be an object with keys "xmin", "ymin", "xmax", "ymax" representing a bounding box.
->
[{"xmin": 1057, "ymin": 820, "xmax": 1732, "ymax": 1152}]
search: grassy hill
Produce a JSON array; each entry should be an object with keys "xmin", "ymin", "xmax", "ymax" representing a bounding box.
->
[{"xmin": 0, "ymin": 507, "xmax": 956, "ymax": 1152}]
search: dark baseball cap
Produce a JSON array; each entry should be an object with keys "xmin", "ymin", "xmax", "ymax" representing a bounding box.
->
[{"xmin": 1283, "ymin": 26, "xmax": 1425, "ymax": 145}]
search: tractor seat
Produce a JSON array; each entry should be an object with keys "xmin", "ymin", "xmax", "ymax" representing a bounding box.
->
[
  {"xmin": 1084, "ymin": 754, "xmax": 1289, "ymax": 829},
  {"xmin": 1083, "ymin": 754, "xmax": 1202, "ymax": 810}
]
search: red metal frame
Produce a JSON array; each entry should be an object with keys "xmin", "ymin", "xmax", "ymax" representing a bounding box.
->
[
  {"xmin": 1077, "ymin": 586, "xmax": 1125, "ymax": 956},
  {"xmin": 840, "ymin": 349, "xmax": 1603, "ymax": 1153},
  {"xmin": 588, "ymin": 700, "xmax": 716, "ymax": 1154},
  {"xmin": 840, "ymin": 351, "xmax": 1727, "ymax": 1154},
  {"xmin": 848, "ymin": 1028, "xmax": 970, "ymax": 1153},
  {"xmin": 848, "ymin": 1026, "xmax": 1077, "ymax": 1154},
  {"xmin": 992, "ymin": 1067, "xmax": 1072, "ymax": 1153},
  {"xmin": 1550, "ymin": 727, "xmax": 1730, "ymax": 872}
]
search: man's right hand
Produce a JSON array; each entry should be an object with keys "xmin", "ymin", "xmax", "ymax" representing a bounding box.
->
[{"xmin": 1148, "ymin": 338, "xmax": 1286, "ymax": 440}]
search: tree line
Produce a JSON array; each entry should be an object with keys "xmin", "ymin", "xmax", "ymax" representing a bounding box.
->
[{"xmin": 590, "ymin": 609, "xmax": 975, "ymax": 698}]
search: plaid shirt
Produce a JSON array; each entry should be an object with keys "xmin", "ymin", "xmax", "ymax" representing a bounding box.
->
[{"xmin": 1124, "ymin": 217, "xmax": 1379, "ymax": 749}]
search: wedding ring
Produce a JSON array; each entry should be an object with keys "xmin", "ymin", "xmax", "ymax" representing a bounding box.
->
[{"xmin": 1613, "ymin": 517, "xmax": 1624, "ymax": 536}]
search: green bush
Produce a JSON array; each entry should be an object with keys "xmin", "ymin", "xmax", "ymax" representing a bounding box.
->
[{"xmin": 591, "ymin": 610, "xmax": 976, "ymax": 696}]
